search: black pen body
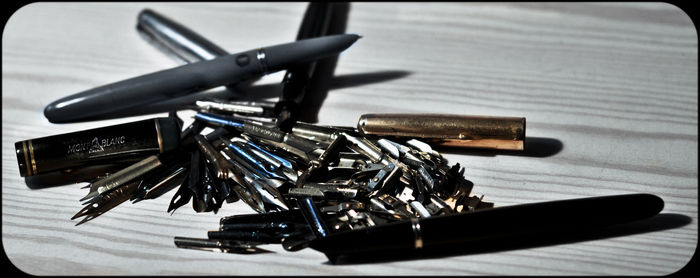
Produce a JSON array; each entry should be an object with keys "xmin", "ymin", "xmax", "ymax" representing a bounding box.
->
[
  {"xmin": 44, "ymin": 34, "xmax": 360, "ymax": 123},
  {"xmin": 309, "ymin": 194, "xmax": 664, "ymax": 257},
  {"xmin": 15, "ymin": 117, "xmax": 180, "ymax": 177}
]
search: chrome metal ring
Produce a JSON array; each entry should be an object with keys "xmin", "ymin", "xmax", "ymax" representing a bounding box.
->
[
  {"xmin": 411, "ymin": 218, "xmax": 423, "ymax": 249},
  {"xmin": 256, "ymin": 49, "xmax": 268, "ymax": 73}
]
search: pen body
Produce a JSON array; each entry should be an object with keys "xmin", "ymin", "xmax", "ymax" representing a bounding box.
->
[
  {"xmin": 310, "ymin": 194, "xmax": 663, "ymax": 257},
  {"xmin": 45, "ymin": 51, "xmax": 261, "ymax": 122},
  {"xmin": 15, "ymin": 117, "xmax": 180, "ymax": 177},
  {"xmin": 44, "ymin": 34, "xmax": 360, "ymax": 123}
]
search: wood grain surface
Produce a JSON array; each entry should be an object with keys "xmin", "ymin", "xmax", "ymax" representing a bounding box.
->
[{"xmin": 2, "ymin": 2, "xmax": 696, "ymax": 275}]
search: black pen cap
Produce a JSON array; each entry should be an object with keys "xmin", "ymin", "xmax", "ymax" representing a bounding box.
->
[{"xmin": 15, "ymin": 117, "xmax": 180, "ymax": 177}]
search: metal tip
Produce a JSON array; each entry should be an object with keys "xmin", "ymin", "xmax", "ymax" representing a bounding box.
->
[
  {"xmin": 168, "ymin": 206, "xmax": 178, "ymax": 215},
  {"xmin": 80, "ymin": 191, "xmax": 98, "ymax": 202},
  {"xmin": 72, "ymin": 202, "xmax": 97, "ymax": 220},
  {"xmin": 74, "ymin": 215, "xmax": 96, "ymax": 226}
]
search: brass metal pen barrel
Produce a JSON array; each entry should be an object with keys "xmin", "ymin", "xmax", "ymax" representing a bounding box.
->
[{"xmin": 357, "ymin": 114, "xmax": 525, "ymax": 151}]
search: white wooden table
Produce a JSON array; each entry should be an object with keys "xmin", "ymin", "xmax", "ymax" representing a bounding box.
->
[{"xmin": 2, "ymin": 2, "xmax": 696, "ymax": 275}]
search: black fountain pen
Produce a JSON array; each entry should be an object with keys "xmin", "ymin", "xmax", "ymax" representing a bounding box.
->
[
  {"xmin": 44, "ymin": 34, "xmax": 360, "ymax": 123},
  {"xmin": 308, "ymin": 193, "xmax": 664, "ymax": 263}
]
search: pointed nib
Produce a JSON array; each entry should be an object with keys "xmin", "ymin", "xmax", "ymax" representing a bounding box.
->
[
  {"xmin": 74, "ymin": 215, "xmax": 95, "ymax": 226},
  {"xmin": 70, "ymin": 212, "xmax": 84, "ymax": 220},
  {"xmin": 80, "ymin": 191, "xmax": 98, "ymax": 202}
]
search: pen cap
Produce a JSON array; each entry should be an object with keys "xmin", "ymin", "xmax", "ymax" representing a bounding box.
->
[
  {"xmin": 137, "ymin": 9, "xmax": 229, "ymax": 63},
  {"xmin": 357, "ymin": 113, "xmax": 526, "ymax": 151},
  {"xmin": 15, "ymin": 117, "xmax": 180, "ymax": 177}
]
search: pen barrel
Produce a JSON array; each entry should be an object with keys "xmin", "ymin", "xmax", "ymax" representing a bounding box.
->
[
  {"xmin": 357, "ymin": 113, "xmax": 526, "ymax": 151},
  {"xmin": 46, "ymin": 51, "xmax": 261, "ymax": 122},
  {"xmin": 137, "ymin": 9, "xmax": 229, "ymax": 63},
  {"xmin": 310, "ymin": 194, "xmax": 663, "ymax": 256},
  {"xmin": 418, "ymin": 193, "xmax": 663, "ymax": 247},
  {"xmin": 45, "ymin": 34, "xmax": 359, "ymax": 123},
  {"xmin": 14, "ymin": 117, "xmax": 180, "ymax": 177}
]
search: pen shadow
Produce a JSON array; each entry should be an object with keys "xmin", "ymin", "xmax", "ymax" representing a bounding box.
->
[
  {"xmin": 435, "ymin": 137, "xmax": 564, "ymax": 158},
  {"xmin": 75, "ymin": 66, "xmax": 412, "ymax": 122},
  {"xmin": 240, "ymin": 70, "xmax": 413, "ymax": 100},
  {"xmin": 324, "ymin": 213, "xmax": 692, "ymax": 265}
]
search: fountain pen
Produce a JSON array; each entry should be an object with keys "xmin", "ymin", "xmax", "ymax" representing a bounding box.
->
[
  {"xmin": 44, "ymin": 34, "xmax": 360, "ymax": 123},
  {"xmin": 309, "ymin": 193, "xmax": 664, "ymax": 262}
]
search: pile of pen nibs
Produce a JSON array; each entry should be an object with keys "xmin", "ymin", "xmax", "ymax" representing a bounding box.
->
[{"xmin": 70, "ymin": 99, "xmax": 493, "ymax": 253}]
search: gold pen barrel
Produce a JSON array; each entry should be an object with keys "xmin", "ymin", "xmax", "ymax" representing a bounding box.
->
[{"xmin": 357, "ymin": 114, "xmax": 526, "ymax": 151}]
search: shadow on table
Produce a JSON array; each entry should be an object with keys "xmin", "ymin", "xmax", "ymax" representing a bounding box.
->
[
  {"xmin": 324, "ymin": 213, "xmax": 691, "ymax": 265},
  {"xmin": 436, "ymin": 137, "xmax": 564, "ymax": 158},
  {"xmin": 240, "ymin": 70, "xmax": 413, "ymax": 101}
]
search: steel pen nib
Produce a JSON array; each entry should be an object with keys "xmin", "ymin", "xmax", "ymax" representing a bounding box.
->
[
  {"xmin": 80, "ymin": 155, "xmax": 164, "ymax": 202},
  {"xmin": 133, "ymin": 166, "xmax": 188, "ymax": 203},
  {"xmin": 73, "ymin": 179, "xmax": 140, "ymax": 225},
  {"xmin": 174, "ymin": 237, "xmax": 272, "ymax": 254}
]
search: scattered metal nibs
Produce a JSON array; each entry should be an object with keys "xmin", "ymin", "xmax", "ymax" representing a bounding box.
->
[{"xmin": 68, "ymin": 107, "xmax": 493, "ymax": 257}]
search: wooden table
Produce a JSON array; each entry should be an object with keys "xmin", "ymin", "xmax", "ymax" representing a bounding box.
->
[{"xmin": 2, "ymin": 3, "xmax": 696, "ymax": 275}]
